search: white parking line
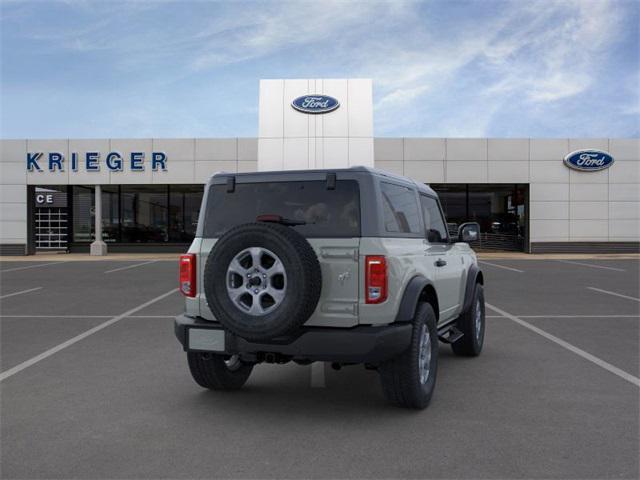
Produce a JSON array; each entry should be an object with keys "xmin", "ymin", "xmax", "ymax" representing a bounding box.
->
[
  {"xmin": 0, "ymin": 315, "xmax": 113, "ymax": 318},
  {"xmin": 0, "ymin": 289, "xmax": 178, "ymax": 382},
  {"xmin": 488, "ymin": 314, "xmax": 640, "ymax": 318},
  {"xmin": 587, "ymin": 287, "xmax": 640, "ymax": 303},
  {"xmin": 479, "ymin": 261, "xmax": 524, "ymax": 273},
  {"xmin": 486, "ymin": 302, "xmax": 640, "ymax": 388},
  {"xmin": 0, "ymin": 261, "xmax": 69, "ymax": 273},
  {"xmin": 557, "ymin": 260, "xmax": 625, "ymax": 272},
  {"xmin": 520, "ymin": 314, "xmax": 639, "ymax": 318},
  {"xmin": 311, "ymin": 362, "xmax": 326, "ymax": 388},
  {"xmin": 0, "ymin": 287, "xmax": 43, "ymax": 300},
  {"xmin": 104, "ymin": 260, "xmax": 158, "ymax": 274},
  {"xmin": 0, "ymin": 315, "xmax": 178, "ymax": 319}
]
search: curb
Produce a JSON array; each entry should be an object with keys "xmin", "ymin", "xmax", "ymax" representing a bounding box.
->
[{"xmin": 1, "ymin": 252, "xmax": 639, "ymax": 262}]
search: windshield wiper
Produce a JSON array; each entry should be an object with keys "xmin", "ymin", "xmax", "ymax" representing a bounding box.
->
[{"xmin": 256, "ymin": 214, "xmax": 306, "ymax": 226}]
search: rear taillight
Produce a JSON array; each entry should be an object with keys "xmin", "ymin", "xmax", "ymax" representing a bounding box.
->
[
  {"xmin": 365, "ymin": 255, "xmax": 387, "ymax": 304},
  {"xmin": 179, "ymin": 254, "xmax": 196, "ymax": 297}
]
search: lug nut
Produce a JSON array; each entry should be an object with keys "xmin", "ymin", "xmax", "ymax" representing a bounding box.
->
[{"xmin": 254, "ymin": 289, "xmax": 259, "ymax": 294}]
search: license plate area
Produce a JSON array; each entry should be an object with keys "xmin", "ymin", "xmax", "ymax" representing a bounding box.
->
[{"xmin": 188, "ymin": 328, "xmax": 226, "ymax": 352}]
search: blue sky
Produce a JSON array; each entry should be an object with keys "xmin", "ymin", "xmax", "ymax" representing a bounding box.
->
[{"xmin": 1, "ymin": 0, "xmax": 638, "ymax": 138}]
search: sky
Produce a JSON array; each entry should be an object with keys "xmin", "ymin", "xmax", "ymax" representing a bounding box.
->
[{"xmin": 1, "ymin": 0, "xmax": 638, "ymax": 139}]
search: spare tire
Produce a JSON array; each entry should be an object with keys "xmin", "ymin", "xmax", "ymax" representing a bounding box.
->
[{"xmin": 204, "ymin": 222, "xmax": 322, "ymax": 341}]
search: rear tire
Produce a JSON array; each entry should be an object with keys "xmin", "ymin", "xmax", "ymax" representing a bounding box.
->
[
  {"xmin": 378, "ymin": 303, "xmax": 438, "ymax": 409},
  {"xmin": 451, "ymin": 283, "xmax": 485, "ymax": 357},
  {"xmin": 187, "ymin": 352, "xmax": 253, "ymax": 390}
]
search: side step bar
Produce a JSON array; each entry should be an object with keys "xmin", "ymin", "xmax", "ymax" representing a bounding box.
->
[{"xmin": 437, "ymin": 325, "xmax": 464, "ymax": 344}]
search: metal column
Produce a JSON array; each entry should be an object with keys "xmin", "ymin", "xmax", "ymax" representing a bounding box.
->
[{"xmin": 90, "ymin": 185, "xmax": 107, "ymax": 256}]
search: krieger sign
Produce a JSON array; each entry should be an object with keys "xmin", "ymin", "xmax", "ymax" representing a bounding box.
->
[{"xmin": 26, "ymin": 151, "xmax": 168, "ymax": 172}]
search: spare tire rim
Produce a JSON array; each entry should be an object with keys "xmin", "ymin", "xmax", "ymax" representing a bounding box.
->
[
  {"xmin": 418, "ymin": 324, "xmax": 432, "ymax": 385},
  {"xmin": 226, "ymin": 247, "xmax": 287, "ymax": 316}
]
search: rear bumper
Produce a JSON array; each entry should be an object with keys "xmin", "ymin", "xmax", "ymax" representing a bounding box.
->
[{"xmin": 174, "ymin": 314, "xmax": 411, "ymax": 364}]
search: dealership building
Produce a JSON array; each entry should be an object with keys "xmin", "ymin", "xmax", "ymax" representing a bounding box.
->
[{"xmin": 1, "ymin": 79, "xmax": 638, "ymax": 255}]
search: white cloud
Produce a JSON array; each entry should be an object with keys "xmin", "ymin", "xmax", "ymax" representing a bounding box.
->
[
  {"xmin": 479, "ymin": 0, "xmax": 624, "ymax": 103},
  {"xmin": 2, "ymin": 0, "xmax": 636, "ymax": 137},
  {"xmin": 188, "ymin": 1, "xmax": 412, "ymax": 71},
  {"xmin": 365, "ymin": 0, "xmax": 630, "ymax": 135},
  {"xmin": 376, "ymin": 84, "xmax": 431, "ymax": 109}
]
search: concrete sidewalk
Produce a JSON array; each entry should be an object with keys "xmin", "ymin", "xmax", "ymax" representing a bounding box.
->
[
  {"xmin": 0, "ymin": 253, "xmax": 180, "ymax": 262},
  {"xmin": 478, "ymin": 252, "xmax": 640, "ymax": 260},
  {"xmin": 1, "ymin": 252, "xmax": 639, "ymax": 262}
]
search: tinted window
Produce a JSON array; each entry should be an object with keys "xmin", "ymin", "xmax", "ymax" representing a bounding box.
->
[
  {"xmin": 204, "ymin": 180, "xmax": 360, "ymax": 238},
  {"xmin": 121, "ymin": 185, "xmax": 168, "ymax": 242},
  {"xmin": 169, "ymin": 185, "xmax": 203, "ymax": 242},
  {"xmin": 380, "ymin": 182, "xmax": 421, "ymax": 234},
  {"xmin": 420, "ymin": 195, "xmax": 449, "ymax": 243}
]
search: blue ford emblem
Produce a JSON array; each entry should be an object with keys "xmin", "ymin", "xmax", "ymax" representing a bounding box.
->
[
  {"xmin": 564, "ymin": 149, "xmax": 614, "ymax": 172},
  {"xmin": 291, "ymin": 95, "xmax": 339, "ymax": 114}
]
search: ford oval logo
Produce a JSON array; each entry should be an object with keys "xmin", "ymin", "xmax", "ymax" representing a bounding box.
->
[
  {"xmin": 564, "ymin": 149, "xmax": 614, "ymax": 172},
  {"xmin": 291, "ymin": 95, "xmax": 340, "ymax": 114}
]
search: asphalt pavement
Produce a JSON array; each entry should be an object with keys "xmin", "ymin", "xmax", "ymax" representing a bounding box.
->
[{"xmin": 1, "ymin": 257, "xmax": 638, "ymax": 479}]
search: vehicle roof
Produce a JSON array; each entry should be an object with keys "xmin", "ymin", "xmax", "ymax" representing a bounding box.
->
[{"xmin": 208, "ymin": 165, "xmax": 437, "ymax": 197}]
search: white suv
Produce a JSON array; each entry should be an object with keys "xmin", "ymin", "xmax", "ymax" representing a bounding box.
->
[{"xmin": 175, "ymin": 167, "xmax": 485, "ymax": 409}]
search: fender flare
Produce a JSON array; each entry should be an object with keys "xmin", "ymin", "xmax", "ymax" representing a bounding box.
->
[
  {"xmin": 394, "ymin": 276, "xmax": 435, "ymax": 323},
  {"xmin": 461, "ymin": 263, "xmax": 483, "ymax": 315}
]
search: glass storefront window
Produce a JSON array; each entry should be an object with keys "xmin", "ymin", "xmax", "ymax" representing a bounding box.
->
[
  {"xmin": 431, "ymin": 184, "xmax": 528, "ymax": 251},
  {"xmin": 68, "ymin": 182, "xmax": 528, "ymax": 251},
  {"xmin": 102, "ymin": 186, "xmax": 119, "ymax": 243},
  {"xmin": 121, "ymin": 186, "xmax": 169, "ymax": 243},
  {"xmin": 72, "ymin": 186, "xmax": 119, "ymax": 242},
  {"xmin": 70, "ymin": 184, "xmax": 203, "ymax": 244},
  {"xmin": 72, "ymin": 186, "xmax": 93, "ymax": 242},
  {"xmin": 432, "ymin": 184, "xmax": 467, "ymax": 236},
  {"xmin": 169, "ymin": 185, "xmax": 203, "ymax": 242},
  {"xmin": 468, "ymin": 185, "xmax": 524, "ymax": 238}
]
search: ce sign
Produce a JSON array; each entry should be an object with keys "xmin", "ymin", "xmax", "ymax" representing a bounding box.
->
[
  {"xmin": 36, "ymin": 193, "xmax": 53, "ymax": 205},
  {"xmin": 35, "ymin": 191, "xmax": 66, "ymax": 208}
]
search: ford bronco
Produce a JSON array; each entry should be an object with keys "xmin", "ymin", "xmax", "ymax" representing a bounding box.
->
[{"xmin": 174, "ymin": 167, "xmax": 485, "ymax": 409}]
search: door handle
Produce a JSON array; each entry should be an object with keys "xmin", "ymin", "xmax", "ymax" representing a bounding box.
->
[{"xmin": 435, "ymin": 259, "xmax": 447, "ymax": 267}]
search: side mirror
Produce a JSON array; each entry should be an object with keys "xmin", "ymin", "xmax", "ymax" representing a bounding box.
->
[{"xmin": 458, "ymin": 222, "xmax": 480, "ymax": 243}]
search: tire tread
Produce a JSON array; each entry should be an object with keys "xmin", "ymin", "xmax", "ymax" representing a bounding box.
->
[
  {"xmin": 187, "ymin": 353, "xmax": 253, "ymax": 390},
  {"xmin": 451, "ymin": 283, "xmax": 485, "ymax": 357},
  {"xmin": 379, "ymin": 302, "xmax": 438, "ymax": 409}
]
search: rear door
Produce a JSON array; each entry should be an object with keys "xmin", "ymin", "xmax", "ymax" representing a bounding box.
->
[
  {"xmin": 200, "ymin": 178, "xmax": 361, "ymax": 327},
  {"xmin": 305, "ymin": 238, "xmax": 360, "ymax": 327},
  {"xmin": 420, "ymin": 194, "xmax": 465, "ymax": 321}
]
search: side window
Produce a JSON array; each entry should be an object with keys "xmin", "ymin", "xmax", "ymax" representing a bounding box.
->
[
  {"xmin": 380, "ymin": 182, "xmax": 422, "ymax": 234},
  {"xmin": 420, "ymin": 195, "xmax": 449, "ymax": 243}
]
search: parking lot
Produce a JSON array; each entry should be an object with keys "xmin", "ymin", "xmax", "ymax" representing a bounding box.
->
[{"xmin": 1, "ymin": 256, "xmax": 638, "ymax": 479}]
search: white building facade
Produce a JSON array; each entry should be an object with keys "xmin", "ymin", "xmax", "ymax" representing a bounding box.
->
[{"xmin": 0, "ymin": 79, "xmax": 638, "ymax": 254}]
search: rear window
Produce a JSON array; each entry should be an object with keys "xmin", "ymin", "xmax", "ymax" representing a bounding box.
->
[{"xmin": 204, "ymin": 180, "xmax": 360, "ymax": 238}]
